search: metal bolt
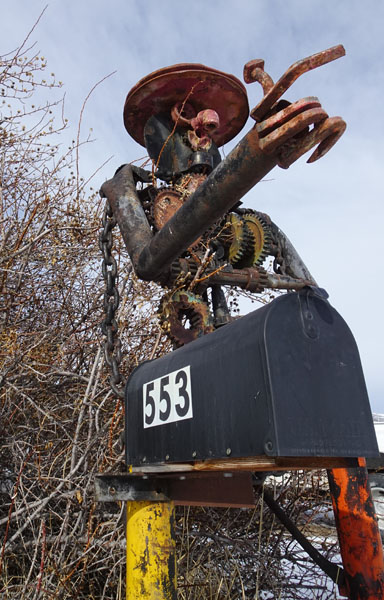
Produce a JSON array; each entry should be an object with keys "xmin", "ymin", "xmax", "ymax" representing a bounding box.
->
[
  {"xmin": 264, "ymin": 440, "xmax": 273, "ymax": 453},
  {"xmin": 243, "ymin": 59, "xmax": 265, "ymax": 83},
  {"xmin": 226, "ymin": 448, "xmax": 232, "ymax": 456}
]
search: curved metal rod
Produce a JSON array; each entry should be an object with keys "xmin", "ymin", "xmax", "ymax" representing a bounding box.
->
[
  {"xmin": 278, "ymin": 116, "xmax": 346, "ymax": 169},
  {"xmin": 251, "ymin": 45, "xmax": 345, "ymax": 122},
  {"xmin": 271, "ymin": 223, "xmax": 317, "ymax": 285},
  {"xmin": 259, "ymin": 106, "xmax": 328, "ymax": 155}
]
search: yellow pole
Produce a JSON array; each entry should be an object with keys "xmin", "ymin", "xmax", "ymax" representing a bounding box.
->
[{"xmin": 126, "ymin": 501, "xmax": 176, "ymax": 599}]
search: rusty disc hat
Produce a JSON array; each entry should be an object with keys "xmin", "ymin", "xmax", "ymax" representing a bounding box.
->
[{"xmin": 124, "ymin": 63, "xmax": 249, "ymax": 148}]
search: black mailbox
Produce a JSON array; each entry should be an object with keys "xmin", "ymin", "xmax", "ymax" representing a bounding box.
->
[{"xmin": 125, "ymin": 288, "xmax": 378, "ymax": 466}]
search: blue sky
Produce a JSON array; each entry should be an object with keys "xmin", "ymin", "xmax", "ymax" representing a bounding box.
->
[{"xmin": 2, "ymin": 1, "xmax": 384, "ymax": 411}]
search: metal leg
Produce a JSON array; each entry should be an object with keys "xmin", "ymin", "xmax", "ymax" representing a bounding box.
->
[
  {"xmin": 211, "ymin": 284, "xmax": 231, "ymax": 327},
  {"xmin": 328, "ymin": 460, "xmax": 384, "ymax": 599},
  {"xmin": 126, "ymin": 501, "xmax": 176, "ymax": 599}
]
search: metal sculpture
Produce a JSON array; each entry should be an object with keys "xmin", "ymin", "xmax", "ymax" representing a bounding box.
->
[{"xmin": 101, "ymin": 45, "xmax": 345, "ymax": 349}]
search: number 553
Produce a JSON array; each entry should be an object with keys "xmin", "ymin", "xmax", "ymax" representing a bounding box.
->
[{"xmin": 143, "ymin": 366, "xmax": 193, "ymax": 428}]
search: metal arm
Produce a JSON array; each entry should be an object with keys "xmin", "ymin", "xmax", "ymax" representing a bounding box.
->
[
  {"xmin": 100, "ymin": 164, "xmax": 153, "ymax": 270},
  {"xmin": 101, "ymin": 127, "xmax": 278, "ymax": 281}
]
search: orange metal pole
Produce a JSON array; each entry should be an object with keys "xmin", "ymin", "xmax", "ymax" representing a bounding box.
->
[{"xmin": 328, "ymin": 459, "xmax": 384, "ymax": 599}]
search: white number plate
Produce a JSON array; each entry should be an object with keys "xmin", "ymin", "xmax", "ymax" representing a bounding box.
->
[{"xmin": 143, "ymin": 366, "xmax": 193, "ymax": 428}]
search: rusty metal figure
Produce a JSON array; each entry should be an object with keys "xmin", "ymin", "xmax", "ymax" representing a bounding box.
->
[
  {"xmin": 101, "ymin": 45, "xmax": 346, "ymax": 348},
  {"xmin": 100, "ymin": 46, "xmax": 384, "ymax": 599}
]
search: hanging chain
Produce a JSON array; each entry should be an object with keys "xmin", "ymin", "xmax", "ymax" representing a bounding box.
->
[{"xmin": 99, "ymin": 197, "xmax": 126, "ymax": 398}]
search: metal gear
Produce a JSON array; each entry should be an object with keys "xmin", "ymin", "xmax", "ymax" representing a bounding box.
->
[
  {"xmin": 217, "ymin": 213, "xmax": 253, "ymax": 267},
  {"xmin": 241, "ymin": 213, "xmax": 272, "ymax": 267},
  {"xmin": 216, "ymin": 212, "xmax": 272, "ymax": 268},
  {"xmin": 150, "ymin": 184, "xmax": 203, "ymax": 249},
  {"xmin": 174, "ymin": 173, "xmax": 208, "ymax": 197},
  {"xmin": 152, "ymin": 189, "xmax": 184, "ymax": 230},
  {"xmin": 224, "ymin": 213, "xmax": 247, "ymax": 265},
  {"xmin": 158, "ymin": 290, "xmax": 214, "ymax": 347}
]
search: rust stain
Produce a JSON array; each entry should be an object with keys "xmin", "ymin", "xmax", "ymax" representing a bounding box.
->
[{"xmin": 329, "ymin": 465, "xmax": 384, "ymax": 599}]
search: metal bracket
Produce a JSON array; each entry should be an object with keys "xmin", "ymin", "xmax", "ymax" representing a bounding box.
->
[
  {"xmin": 96, "ymin": 473, "xmax": 345, "ymax": 588},
  {"xmin": 95, "ymin": 471, "xmax": 257, "ymax": 508}
]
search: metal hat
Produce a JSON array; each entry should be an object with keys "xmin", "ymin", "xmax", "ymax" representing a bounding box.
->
[{"xmin": 124, "ymin": 63, "xmax": 249, "ymax": 148}]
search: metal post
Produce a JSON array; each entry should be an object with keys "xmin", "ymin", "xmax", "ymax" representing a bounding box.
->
[
  {"xmin": 126, "ymin": 500, "xmax": 176, "ymax": 600},
  {"xmin": 328, "ymin": 459, "xmax": 384, "ymax": 599}
]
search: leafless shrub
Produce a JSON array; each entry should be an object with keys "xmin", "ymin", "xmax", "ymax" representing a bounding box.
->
[
  {"xmin": 0, "ymin": 26, "xmax": 166, "ymax": 599},
  {"xmin": 176, "ymin": 472, "xmax": 341, "ymax": 599}
]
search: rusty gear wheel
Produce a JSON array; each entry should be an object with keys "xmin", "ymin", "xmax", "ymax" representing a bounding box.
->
[
  {"xmin": 225, "ymin": 213, "xmax": 248, "ymax": 265},
  {"xmin": 159, "ymin": 290, "xmax": 214, "ymax": 347},
  {"xmin": 151, "ymin": 186, "xmax": 202, "ymax": 249},
  {"xmin": 152, "ymin": 189, "xmax": 183, "ymax": 230},
  {"xmin": 216, "ymin": 212, "xmax": 271, "ymax": 268},
  {"xmin": 241, "ymin": 213, "xmax": 272, "ymax": 267},
  {"xmin": 175, "ymin": 173, "xmax": 208, "ymax": 197}
]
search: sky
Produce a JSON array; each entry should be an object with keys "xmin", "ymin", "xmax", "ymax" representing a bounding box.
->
[{"xmin": 2, "ymin": 1, "xmax": 384, "ymax": 412}]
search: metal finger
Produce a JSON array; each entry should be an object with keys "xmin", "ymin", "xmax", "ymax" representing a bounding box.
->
[
  {"xmin": 251, "ymin": 45, "xmax": 345, "ymax": 122},
  {"xmin": 256, "ymin": 96, "xmax": 322, "ymax": 138},
  {"xmin": 278, "ymin": 116, "xmax": 346, "ymax": 169},
  {"xmin": 243, "ymin": 59, "xmax": 275, "ymax": 94},
  {"xmin": 259, "ymin": 107, "xmax": 328, "ymax": 155}
]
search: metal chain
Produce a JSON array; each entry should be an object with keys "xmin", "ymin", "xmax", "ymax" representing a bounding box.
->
[{"xmin": 99, "ymin": 198, "xmax": 126, "ymax": 398}]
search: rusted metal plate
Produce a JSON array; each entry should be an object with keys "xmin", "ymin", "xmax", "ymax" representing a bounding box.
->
[
  {"xmin": 167, "ymin": 471, "xmax": 255, "ymax": 507},
  {"xmin": 124, "ymin": 63, "xmax": 249, "ymax": 147},
  {"xmin": 95, "ymin": 474, "xmax": 169, "ymax": 502},
  {"xmin": 95, "ymin": 472, "xmax": 256, "ymax": 508},
  {"xmin": 153, "ymin": 189, "xmax": 184, "ymax": 230}
]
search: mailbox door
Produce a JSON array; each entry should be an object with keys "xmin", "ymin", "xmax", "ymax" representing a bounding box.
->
[{"xmin": 264, "ymin": 290, "xmax": 378, "ymax": 457}]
